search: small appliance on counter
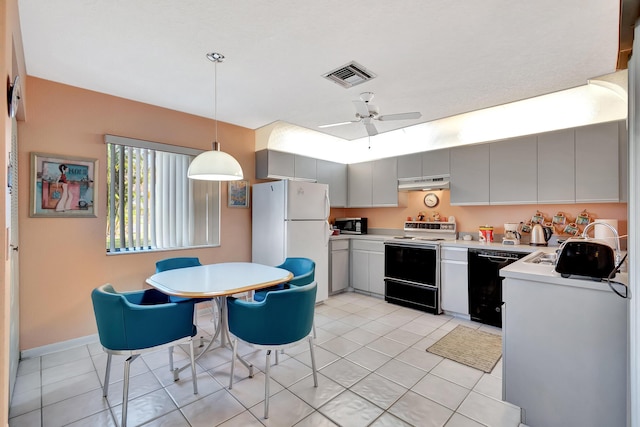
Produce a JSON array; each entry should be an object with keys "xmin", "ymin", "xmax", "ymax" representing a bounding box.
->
[
  {"xmin": 530, "ymin": 224, "xmax": 552, "ymax": 246},
  {"xmin": 334, "ymin": 217, "xmax": 367, "ymax": 235},
  {"xmin": 555, "ymin": 221, "xmax": 625, "ymax": 286},
  {"xmin": 478, "ymin": 225, "xmax": 494, "ymax": 243},
  {"xmin": 503, "ymin": 223, "xmax": 521, "ymax": 245}
]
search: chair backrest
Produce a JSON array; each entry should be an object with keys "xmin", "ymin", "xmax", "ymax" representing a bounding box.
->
[
  {"xmin": 91, "ymin": 284, "xmax": 134, "ymax": 351},
  {"xmin": 91, "ymin": 284, "xmax": 195, "ymax": 351},
  {"xmin": 276, "ymin": 257, "xmax": 315, "ymax": 286},
  {"xmin": 156, "ymin": 257, "xmax": 201, "ymax": 273},
  {"xmin": 228, "ymin": 282, "xmax": 317, "ymax": 346}
]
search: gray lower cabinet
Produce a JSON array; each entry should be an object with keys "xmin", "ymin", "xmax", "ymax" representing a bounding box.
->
[
  {"xmin": 489, "ymin": 135, "xmax": 537, "ymax": 204},
  {"xmin": 537, "ymin": 128, "xmax": 575, "ymax": 203},
  {"xmin": 316, "ymin": 159, "xmax": 347, "ymax": 207},
  {"xmin": 350, "ymin": 239, "xmax": 385, "ymax": 296},
  {"xmin": 329, "ymin": 239, "xmax": 349, "ymax": 294},
  {"xmin": 440, "ymin": 247, "xmax": 468, "ymax": 315},
  {"xmin": 503, "ymin": 276, "xmax": 627, "ymax": 427},
  {"xmin": 450, "ymin": 144, "xmax": 490, "ymax": 205}
]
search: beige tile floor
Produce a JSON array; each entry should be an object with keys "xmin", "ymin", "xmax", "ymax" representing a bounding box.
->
[{"xmin": 9, "ymin": 292, "xmax": 527, "ymax": 427}]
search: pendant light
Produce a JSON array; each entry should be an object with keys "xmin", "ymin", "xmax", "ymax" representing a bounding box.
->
[{"xmin": 187, "ymin": 52, "xmax": 244, "ymax": 181}]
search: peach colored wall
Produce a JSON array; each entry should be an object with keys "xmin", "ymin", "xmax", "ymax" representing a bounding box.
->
[
  {"xmin": 18, "ymin": 77, "xmax": 255, "ymax": 350},
  {"xmin": 332, "ymin": 189, "xmax": 628, "ymax": 241}
]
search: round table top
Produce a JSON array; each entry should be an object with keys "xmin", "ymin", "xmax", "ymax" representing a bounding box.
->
[{"xmin": 146, "ymin": 262, "xmax": 293, "ymax": 297}]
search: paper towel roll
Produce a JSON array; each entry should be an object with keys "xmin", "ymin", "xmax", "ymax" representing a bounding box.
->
[{"xmin": 594, "ymin": 219, "xmax": 619, "ymax": 249}]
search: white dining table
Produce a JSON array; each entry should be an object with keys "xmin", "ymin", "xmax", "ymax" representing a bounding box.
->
[{"xmin": 146, "ymin": 262, "xmax": 293, "ymax": 378}]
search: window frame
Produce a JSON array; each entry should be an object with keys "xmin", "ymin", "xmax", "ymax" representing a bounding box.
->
[{"xmin": 105, "ymin": 134, "xmax": 221, "ymax": 254}]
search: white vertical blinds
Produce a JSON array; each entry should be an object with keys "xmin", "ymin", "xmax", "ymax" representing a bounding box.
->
[{"xmin": 106, "ymin": 136, "xmax": 220, "ymax": 252}]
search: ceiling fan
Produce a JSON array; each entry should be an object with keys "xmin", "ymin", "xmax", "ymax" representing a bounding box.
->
[{"xmin": 319, "ymin": 92, "xmax": 422, "ymax": 137}]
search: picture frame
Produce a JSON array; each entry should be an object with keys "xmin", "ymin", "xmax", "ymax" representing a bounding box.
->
[
  {"xmin": 228, "ymin": 180, "xmax": 250, "ymax": 208},
  {"xmin": 30, "ymin": 152, "xmax": 97, "ymax": 218}
]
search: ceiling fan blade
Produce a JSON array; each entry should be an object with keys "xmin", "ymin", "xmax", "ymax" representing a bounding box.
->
[
  {"xmin": 364, "ymin": 121, "xmax": 378, "ymax": 136},
  {"xmin": 377, "ymin": 112, "xmax": 422, "ymax": 121},
  {"xmin": 353, "ymin": 100, "xmax": 371, "ymax": 118},
  {"xmin": 318, "ymin": 120, "xmax": 360, "ymax": 128}
]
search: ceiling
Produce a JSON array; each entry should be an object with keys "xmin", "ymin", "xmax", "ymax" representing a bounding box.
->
[{"xmin": 18, "ymin": 1, "xmax": 623, "ymax": 142}]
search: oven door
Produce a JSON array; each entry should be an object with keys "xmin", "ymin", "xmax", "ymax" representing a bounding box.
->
[
  {"xmin": 385, "ymin": 278, "xmax": 439, "ymax": 314},
  {"xmin": 384, "ymin": 243, "xmax": 438, "ymax": 286},
  {"xmin": 384, "ymin": 243, "xmax": 440, "ymax": 314}
]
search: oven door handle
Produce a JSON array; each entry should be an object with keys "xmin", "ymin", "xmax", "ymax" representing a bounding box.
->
[{"xmin": 477, "ymin": 253, "xmax": 520, "ymax": 262}]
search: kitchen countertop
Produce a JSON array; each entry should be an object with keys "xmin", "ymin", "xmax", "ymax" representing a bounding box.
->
[
  {"xmin": 500, "ymin": 249, "xmax": 628, "ymax": 290},
  {"xmin": 331, "ymin": 233, "xmax": 560, "ymax": 253}
]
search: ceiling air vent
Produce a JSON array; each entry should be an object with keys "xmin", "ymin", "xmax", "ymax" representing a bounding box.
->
[{"xmin": 323, "ymin": 61, "xmax": 376, "ymax": 88}]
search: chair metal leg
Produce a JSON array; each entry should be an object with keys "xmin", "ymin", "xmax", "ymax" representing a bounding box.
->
[
  {"xmin": 308, "ymin": 336, "xmax": 318, "ymax": 387},
  {"xmin": 229, "ymin": 339, "xmax": 238, "ymax": 390},
  {"xmin": 122, "ymin": 354, "xmax": 139, "ymax": 427},
  {"xmin": 264, "ymin": 350, "xmax": 271, "ymax": 419},
  {"xmin": 169, "ymin": 346, "xmax": 174, "ymax": 372},
  {"xmin": 312, "ymin": 321, "xmax": 317, "ymax": 339},
  {"xmin": 188, "ymin": 338, "xmax": 198, "ymax": 395},
  {"xmin": 275, "ymin": 349, "xmax": 279, "ymax": 365},
  {"xmin": 103, "ymin": 353, "xmax": 112, "ymax": 397}
]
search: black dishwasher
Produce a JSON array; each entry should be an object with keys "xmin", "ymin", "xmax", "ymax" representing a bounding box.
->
[{"xmin": 468, "ymin": 249, "xmax": 526, "ymax": 327}]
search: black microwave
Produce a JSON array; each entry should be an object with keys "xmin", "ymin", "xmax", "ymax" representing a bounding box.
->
[{"xmin": 335, "ymin": 218, "xmax": 368, "ymax": 235}]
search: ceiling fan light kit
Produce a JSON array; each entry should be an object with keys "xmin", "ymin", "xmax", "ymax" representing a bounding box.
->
[
  {"xmin": 320, "ymin": 91, "xmax": 422, "ymax": 137},
  {"xmin": 188, "ymin": 52, "xmax": 244, "ymax": 181}
]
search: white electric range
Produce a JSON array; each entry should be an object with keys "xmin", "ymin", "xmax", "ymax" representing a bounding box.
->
[{"xmin": 384, "ymin": 221, "xmax": 457, "ymax": 314}]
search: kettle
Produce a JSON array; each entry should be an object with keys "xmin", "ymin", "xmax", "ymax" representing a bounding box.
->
[{"xmin": 530, "ymin": 224, "xmax": 553, "ymax": 246}]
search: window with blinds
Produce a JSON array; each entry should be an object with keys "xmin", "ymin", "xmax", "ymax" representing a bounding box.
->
[{"xmin": 105, "ymin": 135, "xmax": 220, "ymax": 253}]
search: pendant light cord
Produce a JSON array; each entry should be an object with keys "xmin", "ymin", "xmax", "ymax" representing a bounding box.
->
[
  {"xmin": 207, "ymin": 52, "xmax": 224, "ymax": 151},
  {"xmin": 214, "ymin": 58, "xmax": 218, "ymax": 145}
]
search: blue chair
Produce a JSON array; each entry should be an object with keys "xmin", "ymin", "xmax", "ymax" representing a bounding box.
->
[
  {"xmin": 91, "ymin": 284, "xmax": 198, "ymax": 427},
  {"xmin": 253, "ymin": 257, "xmax": 315, "ymax": 302},
  {"xmin": 227, "ymin": 282, "xmax": 318, "ymax": 419},
  {"xmin": 155, "ymin": 256, "xmax": 218, "ymax": 320}
]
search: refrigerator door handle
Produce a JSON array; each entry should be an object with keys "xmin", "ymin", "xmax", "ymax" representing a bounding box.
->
[
  {"xmin": 325, "ymin": 220, "xmax": 332, "ymax": 247},
  {"xmin": 324, "ymin": 188, "xmax": 330, "ymax": 219}
]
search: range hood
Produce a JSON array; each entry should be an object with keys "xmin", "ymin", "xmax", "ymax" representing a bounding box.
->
[{"xmin": 398, "ymin": 175, "xmax": 450, "ymax": 191}]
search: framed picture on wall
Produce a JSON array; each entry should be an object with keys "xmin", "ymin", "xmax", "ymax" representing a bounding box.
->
[
  {"xmin": 228, "ymin": 180, "xmax": 250, "ymax": 208},
  {"xmin": 30, "ymin": 152, "xmax": 98, "ymax": 218}
]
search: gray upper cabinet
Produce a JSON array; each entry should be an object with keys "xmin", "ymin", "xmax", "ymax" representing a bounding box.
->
[
  {"xmin": 397, "ymin": 149, "xmax": 450, "ymax": 180},
  {"xmin": 537, "ymin": 128, "xmax": 575, "ymax": 203},
  {"xmin": 575, "ymin": 121, "xmax": 619, "ymax": 203},
  {"xmin": 372, "ymin": 157, "xmax": 398, "ymax": 206},
  {"xmin": 490, "ymin": 135, "xmax": 537, "ymax": 205},
  {"xmin": 255, "ymin": 149, "xmax": 317, "ymax": 181},
  {"xmin": 256, "ymin": 149, "xmax": 294, "ymax": 179},
  {"xmin": 348, "ymin": 158, "xmax": 400, "ymax": 207},
  {"xmin": 317, "ymin": 159, "xmax": 348, "ymax": 207},
  {"xmin": 348, "ymin": 161, "xmax": 373, "ymax": 207},
  {"xmin": 294, "ymin": 155, "xmax": 317, "ymax": 181},
  {"xmin": 618, "ymin": 120, "xmax": 628, "ymax": 203},
  {"xmin": 422, "ymin": 149, "xmax": 450, "ymax": 177},
  {"xmin": 397, "ymin": 154, "xmax": 422, "ymax": 179},
  {"xmin": 450, "ymin": 144, "xmax": 490, "ymax": 205}
]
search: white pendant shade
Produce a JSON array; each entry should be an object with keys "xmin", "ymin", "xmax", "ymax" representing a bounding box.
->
[{"xmin": 187, "ymin": 150, "xmax": 244, "ymax": 181}]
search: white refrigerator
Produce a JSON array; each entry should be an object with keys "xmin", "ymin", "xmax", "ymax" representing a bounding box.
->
[{"xmin": 252, "ymin": 180, "xmax": 331, "ymax": 302}]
